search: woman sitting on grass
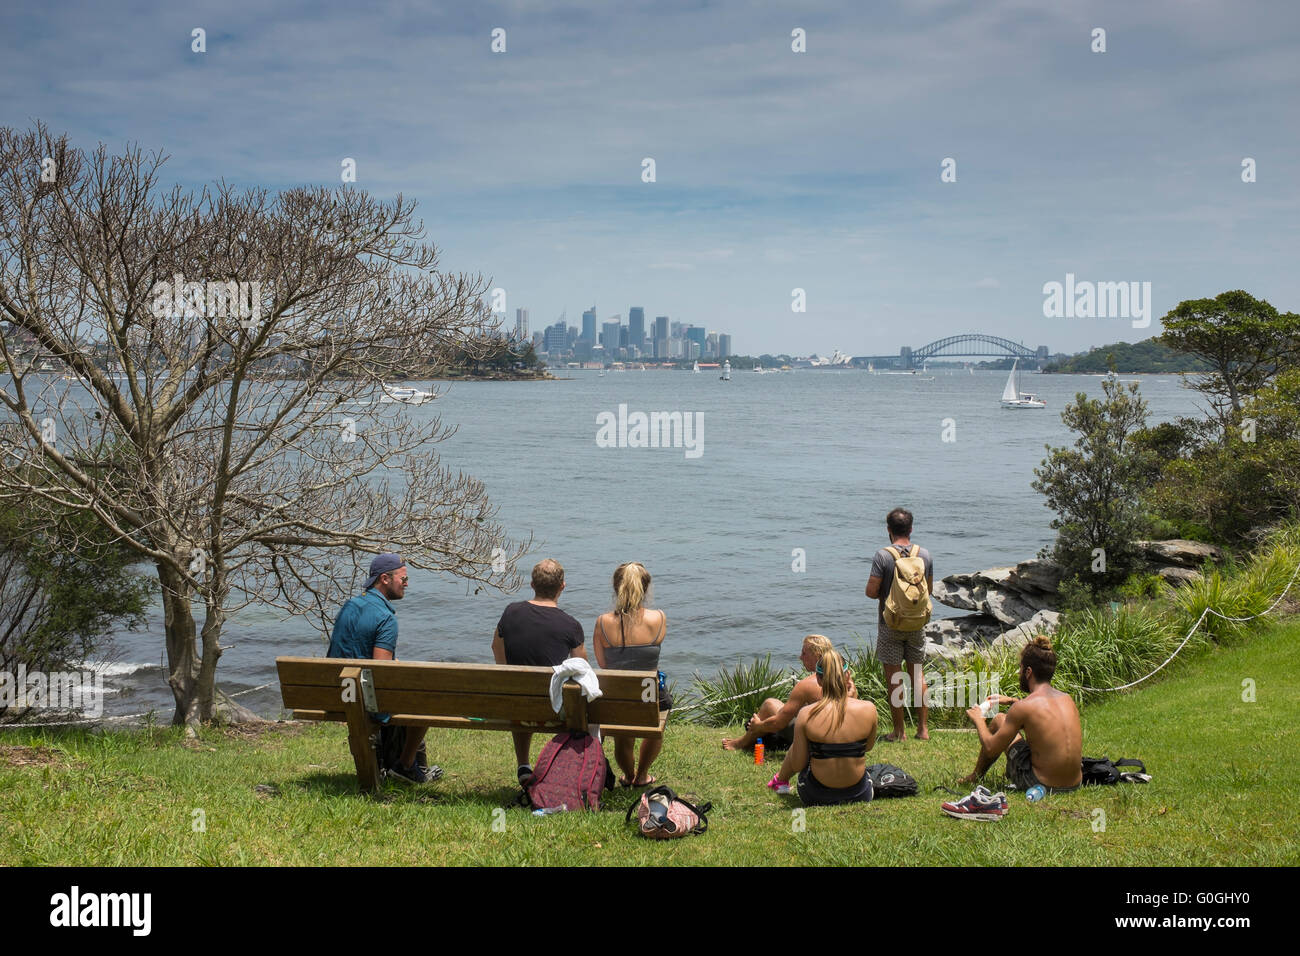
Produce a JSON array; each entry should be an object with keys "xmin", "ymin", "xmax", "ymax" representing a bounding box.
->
[
  {"xmin": 593, "ymin": 562, "xmax": 669, "ymax": 788},
  {"xmin": 769, "ymin": 647, "xmax": 878, "ymax": 805}
]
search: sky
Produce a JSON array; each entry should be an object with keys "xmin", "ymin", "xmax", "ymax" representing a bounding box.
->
[{"xmin": 3, "ymin": 0, "xmax": 1298, "ymax": 357}]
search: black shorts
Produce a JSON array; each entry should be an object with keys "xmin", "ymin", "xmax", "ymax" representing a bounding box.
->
[
  {"xmin": 746, "ymin": 718, "xmax": 796, "ymax": 751},
  {"xmin": 1006, "ymin": 739, "xmax": 1080, "ymax": 793},
  {"xmin": 797, "ymin": 766, "xmax": 874, "ymax": 806}
]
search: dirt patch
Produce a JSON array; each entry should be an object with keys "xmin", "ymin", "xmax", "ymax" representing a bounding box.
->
[
  {"xmin": 0, "ymin": 744, "xmax": 65, "ymax": 768},
  {"xmin": 215, "ymin": 720, "xmax": 308, "ymax": 743}
]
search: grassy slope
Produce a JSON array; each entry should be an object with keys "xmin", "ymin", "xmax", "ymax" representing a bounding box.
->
[{"xmin": 2, "ymin": 620, "xmax": 1297, "ymax": 866}]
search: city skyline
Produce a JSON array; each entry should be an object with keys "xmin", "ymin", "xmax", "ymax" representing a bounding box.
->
[{"xmin": 3, "ymin": 2, "xmax": 1295, "ymax": 356}]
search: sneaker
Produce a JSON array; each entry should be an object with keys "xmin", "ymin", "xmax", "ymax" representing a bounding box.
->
[
  {"xmin": 942, "ymin": 785, "xmax": 1006, "ymax": 821},
  {"xmin": 388, "ymin": 762, "xmax": 443, "ymax": 784}
]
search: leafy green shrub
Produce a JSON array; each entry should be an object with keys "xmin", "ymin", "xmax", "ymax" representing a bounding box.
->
[{"xmin": 1118, "ymin": 572, "xmax": 1166, "ymax": 601}]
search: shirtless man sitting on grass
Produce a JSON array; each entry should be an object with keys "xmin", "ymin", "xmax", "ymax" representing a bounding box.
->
[
  {"xmin": 723, "ymin": 634, "xmax": 856, "ymax": 752},
  {"xmin": 960, "ymin": 634, "xmax": 1083, "ymax": 792}
]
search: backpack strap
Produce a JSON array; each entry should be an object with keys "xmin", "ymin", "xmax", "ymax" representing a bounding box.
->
[
  {"xmin": 1114, "ymin": 758, "xmax": 1146, "ymax": 773},
  {"xmin": 884, "ymin": 546, "xmax": 902, "ymax": 561},
  {"xmin": 908, "ymin": 544, "xmax": 920, "ymax": 558}
]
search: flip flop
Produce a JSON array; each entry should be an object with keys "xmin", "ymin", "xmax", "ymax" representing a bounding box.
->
[
  {"xmin": 631, "ymin": 776, "xmax": 656, "ymax": 788},
  {"xmin": 618, "ymin": 776, "xmax": 634, "ymax": 788}
]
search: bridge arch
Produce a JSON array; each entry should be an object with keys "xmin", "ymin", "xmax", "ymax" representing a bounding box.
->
[{"xmin": 911, "ymin": 333, "xmax": 1039, "ymax": 361}]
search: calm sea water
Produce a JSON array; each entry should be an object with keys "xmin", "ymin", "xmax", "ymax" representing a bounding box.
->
[{"xmin": 93, "ymin": 368, "xmax": 1203, "ymax": 718}]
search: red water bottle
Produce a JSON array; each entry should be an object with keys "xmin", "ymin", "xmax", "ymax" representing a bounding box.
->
[{"xmin": 754, "ymin": 738, "xmax": 765, "ymax": 765}]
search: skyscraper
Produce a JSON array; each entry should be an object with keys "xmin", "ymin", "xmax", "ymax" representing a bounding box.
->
[
  {"xmin": 628, "ymin": 307, "xmax": 645, "ymax": 353},
  {"xmin": 718, "ymin": 333, "xmax": 732, "ymax": 358},
  {"xmin": 514, "ymin": 308, "xmax": 529, "ymax": 341},
  {"xmin": 654, "ymin": 316, "xmax": 669, "ymax": 359},
  {"xmin": 544, "ymin": 318, "xmax": 567, "ymax": 353},
  {"xmin": 582, "ymin": 307, "xmax": 597, "ymax": 344},
  {"xmin": 601, "ymin": 319, "xmax": 621, "ymax": 356},
  {"xmin": 685, "ymin": 326, "xmax": 707, "ymax": 356}
]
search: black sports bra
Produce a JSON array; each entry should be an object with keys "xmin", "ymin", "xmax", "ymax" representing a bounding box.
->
[{"xmin": 808, "ymin": 739, "xmax": 869, "ymax": 760}]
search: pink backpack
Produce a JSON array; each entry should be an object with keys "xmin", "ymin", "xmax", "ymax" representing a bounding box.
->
[
  {"xmin": 524, "ymin": 732, "xmax": 610, "ymax": 811},
  {"xmin": 625, "ymin": 786, "xmax": 711, "ymax": 838}
]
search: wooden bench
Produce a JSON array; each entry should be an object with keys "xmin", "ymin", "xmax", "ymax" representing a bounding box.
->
[{"xmin": 276, "ymin": 656, "xmax": 667, "ymax": 792}]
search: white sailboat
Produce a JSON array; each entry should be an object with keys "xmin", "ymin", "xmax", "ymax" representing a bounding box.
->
[
  {"xmin": 692, "ymin": 361, "xmax": 700, "ymax": 373},
  {"xmin": 1000, "ymin": 360, "xmax": 1046, "ymax": 409},
  {"xmin": 720, "ymin": 360, "xmax": 731, "ymax": 381}
]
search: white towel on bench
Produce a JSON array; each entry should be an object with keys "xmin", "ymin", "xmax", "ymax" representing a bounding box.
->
[{"xmin": 549, "ymin": 658, "xmax": 604, "ymax": 715}]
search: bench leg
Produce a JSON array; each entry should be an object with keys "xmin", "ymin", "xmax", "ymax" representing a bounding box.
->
[{"xmin": 340, "ymin": 667, "xmax": 381, "ymax": 793}]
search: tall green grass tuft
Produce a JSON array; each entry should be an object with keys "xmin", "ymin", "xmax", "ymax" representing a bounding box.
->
[
  {"xmin": 1051, "ymin": 603, "xmax": 1189, "ymax": 697},
  {"xmin": 679, "ymin": 654, "xmax": 795, "ymax": 727}
]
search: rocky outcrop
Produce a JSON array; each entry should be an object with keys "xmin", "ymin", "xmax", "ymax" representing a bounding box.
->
[
  {"xmin": 920, "ymin": 541, "xmax": 1220, "ymax": 662},
  {"xmin": 1136, "ymin": 539, "xmax": 1223, "ymax": 568}
]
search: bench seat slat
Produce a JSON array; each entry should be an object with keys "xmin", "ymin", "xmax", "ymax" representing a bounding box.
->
[
  {"xmin": 276, "ymin": 657, "xmax": 655, "ymax": 702},
  {"xmin": 281, "ymin": 683, "xmax": 658, "ymax": 726}
]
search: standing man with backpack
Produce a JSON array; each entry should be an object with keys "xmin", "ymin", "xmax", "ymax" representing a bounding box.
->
[{"xmin": 865, "ymin": 508, "xmax": 933, "ymax": 742}]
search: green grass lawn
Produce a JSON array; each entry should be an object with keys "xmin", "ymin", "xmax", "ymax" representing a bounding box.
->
[{"xmin": 3, "ymin": 619, "xmax": 1298, "ymax": 866}]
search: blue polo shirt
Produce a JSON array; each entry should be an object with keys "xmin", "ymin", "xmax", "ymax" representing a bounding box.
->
[{"xmin": 327, "ymin": 588, "xmax": 398, "ymax": 659}]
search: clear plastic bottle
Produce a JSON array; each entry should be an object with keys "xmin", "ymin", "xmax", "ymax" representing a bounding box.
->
[{"xmin": 1026, "ymin": 785, "xmax": 1046, "ymax": 802}]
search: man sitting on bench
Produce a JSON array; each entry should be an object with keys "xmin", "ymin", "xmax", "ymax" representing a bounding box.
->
[
  {"xmin": 491, "ymin": 558, "xmax": 587, "ymax": 784},
  {"xmin": 327, "ymin": 553, "xmax": 441, "ymax": 784},
  {"xmin": 961, "ymin": 634, "xmax": 1082, "ymax": 793}
]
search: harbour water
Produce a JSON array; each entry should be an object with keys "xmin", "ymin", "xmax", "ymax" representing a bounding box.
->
[{"xmin": 89, "ymin": 368, "xmax": 1204, "ymax": 718}]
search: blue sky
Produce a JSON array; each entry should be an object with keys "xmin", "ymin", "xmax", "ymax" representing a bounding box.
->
[{"xmin": 4, "ymin": 0, "xmax": 1298, "ymax": 356}]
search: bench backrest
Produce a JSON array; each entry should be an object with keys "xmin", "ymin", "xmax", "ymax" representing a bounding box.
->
[{"xmin": 276, "ymin": 657, "xmax": 661, "ymax": 731}]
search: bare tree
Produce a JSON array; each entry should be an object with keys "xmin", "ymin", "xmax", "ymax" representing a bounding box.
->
[{"xmin": 0, "ymin": 123, "xmax": 526, "ymax": 728}]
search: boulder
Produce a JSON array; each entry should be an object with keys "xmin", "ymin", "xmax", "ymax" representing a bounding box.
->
[
  {"xmin": 923, "ymin": 640, "xmax": 970, "ymax": 663},
  {"xmin": 931, "ymin": 578, "xmax": 984, "ymax": 613},
  {"xmin": 1008, "ymin": 558, "xmax": 1065, "ymax": 594},
  {"xmin": 983, "ymin": 588, "xmax": 1043, "ymax": 626},
  {"xmin": 1137, "ymin": 539, "xmax": 1223, "ymax": 568},
  {"xmin": 1155, "ymin": 565, "xmax": 1204, "ymax": 587},
  {"xmin": 924, "ymin": 614, "xmax": 1006, "ymax": 646}
]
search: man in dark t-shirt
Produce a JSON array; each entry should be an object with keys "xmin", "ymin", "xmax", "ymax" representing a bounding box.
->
[{"xmin": 491, "ymin": 558, "xmax": 587, "ymax": 782}]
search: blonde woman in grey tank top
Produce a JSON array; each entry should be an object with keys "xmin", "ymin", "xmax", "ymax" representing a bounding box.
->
[{"xmin": 594, "ymin": 562, "xmax": 668, "ymax": 788}]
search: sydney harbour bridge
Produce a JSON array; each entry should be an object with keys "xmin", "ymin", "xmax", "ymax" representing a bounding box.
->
[{"xmin": 852, "ymin": 333, "xmax": 1050, "ymax": 370}]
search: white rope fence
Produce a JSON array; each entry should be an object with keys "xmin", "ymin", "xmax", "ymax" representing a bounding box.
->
[
  {"xmin": 672, "ymin": 675, "xmax": 797, "ymax": 714},
  {"xmin": 1081, "ymin": 558, "xmax": 1300, "ymax": 693}
]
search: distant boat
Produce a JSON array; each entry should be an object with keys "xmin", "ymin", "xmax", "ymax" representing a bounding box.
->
[
  {"xmin": 381, "ymin": 382, "xmax": 435, "ymax": 405},
  {"xmin": 692, "ymin": 361, "xmax": 700, "ymax": 373},
  {"xmin": 867, "ymin": 361, "xmax": 875, "ymax": 373},
  {"xmin": 720, "ymin": 360, "xmax": 731, "ymax": 381},
  {"xmin": 1000, "ymin": 360, "xmax": 1046, "ymax": 409}
]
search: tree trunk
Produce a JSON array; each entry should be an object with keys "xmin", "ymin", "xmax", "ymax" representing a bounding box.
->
[
  {"xmin": 158, "ymin": 562, "xmax": 229, "ymax": 729},
  {"xmin": 158, "ymin": 561, "xmax": 202, "ymax": 727}
]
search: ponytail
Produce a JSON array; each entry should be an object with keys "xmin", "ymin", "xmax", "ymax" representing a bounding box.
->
[
  {"xmin": 613, "ymin": 562, "xmax": 652, "ymax": 626},
  {"xmin": 809, "ymin": 648, "xmax": 849, "ymax": 733}
]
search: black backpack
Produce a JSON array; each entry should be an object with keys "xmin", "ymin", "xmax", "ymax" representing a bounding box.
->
[
  {"xmin": 1081, "ymin": 757, "xmax": 1148, "ymax": 785},
  {"xmin": 866, "ymin": 763, "xmax": 919, "ymax": 798}
]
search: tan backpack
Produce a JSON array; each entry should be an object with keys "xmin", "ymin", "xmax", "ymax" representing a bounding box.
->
[{"xmin": 883, "ymin": 545, "xmax": 932, "ymax": 631}]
